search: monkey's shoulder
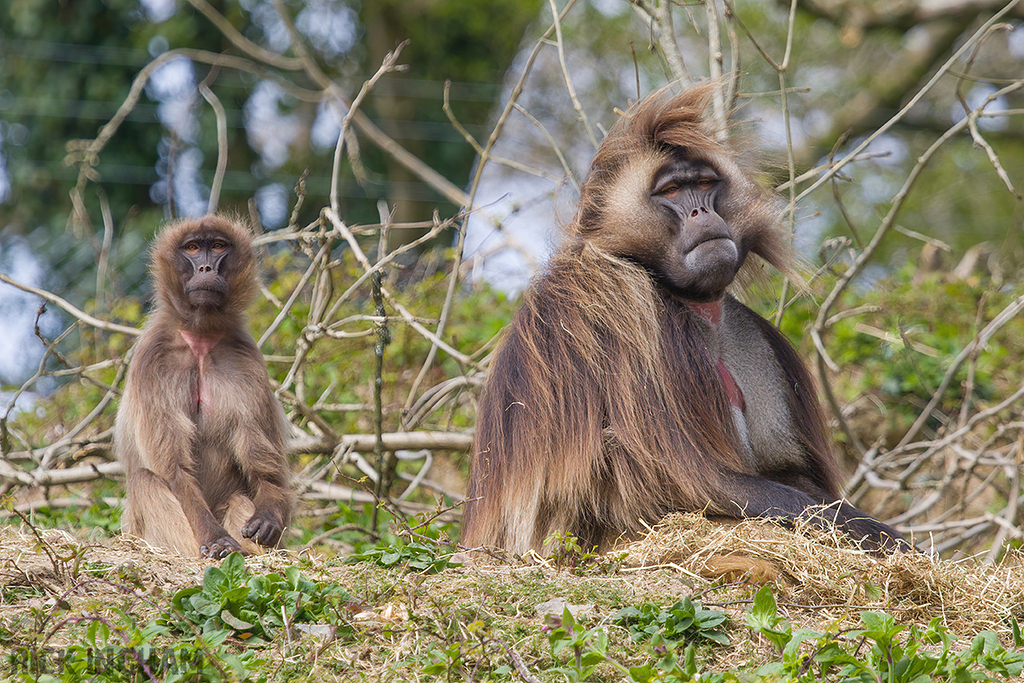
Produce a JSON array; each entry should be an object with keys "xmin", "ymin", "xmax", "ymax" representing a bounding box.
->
[
  {"xmin": 128, "ymin": 326, "xmax": 193, "ymax": 368},
  {"xmin": 719, "ymin": 297, "xmax": 795, "ymax": 351},
  {"xmin": 517, "ymin": 248, "xmax": 662, "ymax": 328}
]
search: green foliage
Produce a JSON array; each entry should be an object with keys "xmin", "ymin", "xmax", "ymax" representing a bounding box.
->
[
  {"xmin": 543, "ymin": 605, "xmax": 728, "ymax": 683},
  {"xmin": 745, "ymin": 585, "xmax": 1024, "ymax": 682},
  {"xmin": 767, "ymin": 269, "xmax": 1024, "ymax": 441},
  {"xmin": 7, "ymin": 611, "xmax": 260, "ymax": 682},
  {"xmin": 26, "ymin": 497, "xmax": 122, "ymax": 534},
  {"xmin": 347, "ymin": 515, "xmax": 461, "ymax": 574},
  {"xmin": 543, "ymin": 531, "xmax": 600, "ymax": 570},
  {"xmin": 347, "ymin": 540, "xmax": 460, "ymax": 574},
  {"xmin": 419, "ymin": 620, "xmax": 513, "ymax": 682},
  {"xmin": 614, "ymin": 597, "xmax": 730, "ymax": 647},
  {"xmin": 538, "ymin": 531, "xmax": 629, "ymax": 574},
  {"xmin": 169, "ymin": 552, "xmax": 355, "ymax": 644},
  {"xmin": 544, "ymin": 607, "xmax": 615, "ymax": 681}
]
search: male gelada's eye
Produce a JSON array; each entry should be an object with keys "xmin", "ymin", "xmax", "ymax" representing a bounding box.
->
[{"xmin": 184, "ymin": 243, "xmax": 200, "ymax": 253}]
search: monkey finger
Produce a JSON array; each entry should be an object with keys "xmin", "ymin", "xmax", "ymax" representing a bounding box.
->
[
  {"xmin": 242, "ymin": 515, "xmax": 282, "ymax": 547},
  {"xmin": 843, "ymin": 517, "xmax": 916, "ymax": 554},
  {"xmin": 200, "ymin": 535, "xmax": 245, "ymax": 559}
]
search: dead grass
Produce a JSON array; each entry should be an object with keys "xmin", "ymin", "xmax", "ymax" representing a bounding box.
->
[
  {"xmin": 622, "ymin": 513, "xmax": 1024, "ymax": 633},
  {"xmin": 1, "ymin": 516, "xmax": 1022, "ymax": 681}
]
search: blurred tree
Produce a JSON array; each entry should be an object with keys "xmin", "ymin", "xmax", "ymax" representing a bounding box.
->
[
  {"xmin": 0, "ymin": 0, "xmax": 543, "ymax": 292},
  {"xmin": 0, "ymin": 0, "xmax": 265, "ymax": 293},
  {"xmin": 362, "ymin": 0, "xmax": 542, "ymax": 233}
]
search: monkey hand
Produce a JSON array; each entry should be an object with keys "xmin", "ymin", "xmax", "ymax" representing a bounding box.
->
[
  {"xmin": 242, "ymin": 510, "xmax": 283, "ymax": 548},
  {"xmin": 201, "ymin": 533, "xmax": 247, "ymax": 559},
  {"xmin": 843, "ymin": 515, "xmax": 916, "ymax": 554}
]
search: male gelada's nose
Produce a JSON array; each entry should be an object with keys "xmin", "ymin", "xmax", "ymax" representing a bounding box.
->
[{"xmin": 690, "ymin": 206, "xmax": 710, "ymax": 218}]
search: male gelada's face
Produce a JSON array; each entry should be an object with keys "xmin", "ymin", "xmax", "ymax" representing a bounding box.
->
[{"xmin": 591, "ymin": 148, "xmax": 744, "ymax": 302}]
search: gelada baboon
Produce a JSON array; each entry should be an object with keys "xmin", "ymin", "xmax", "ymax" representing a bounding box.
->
[
  {"xmin": 116, "ymin": 215, "xmax": 292, "ymax": 558},
  {"xmin": 462, "ymin": 85, "xmax": 909, "ymax": 555}
]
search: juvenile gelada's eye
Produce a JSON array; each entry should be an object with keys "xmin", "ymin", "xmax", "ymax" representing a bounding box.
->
[{"xmin": 184, "ymin": 243, "xmax": 200, "ymax": 253}]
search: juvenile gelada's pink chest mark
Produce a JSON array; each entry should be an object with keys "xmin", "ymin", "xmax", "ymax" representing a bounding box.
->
[{"xmin": 179, "ymin": 331, "xmax": 223, "ymax": 413}]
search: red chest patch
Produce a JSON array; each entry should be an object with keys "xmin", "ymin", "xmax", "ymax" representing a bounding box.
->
[
  {"xmin": 179, "ymin": 331, "xmax": 223, "ymax": 412},
  {"xmin": 688, "ymin": 301, "xmax": 745, "ymax": 410},
  {"xmin": 716, "ymin": 358, "xmax": 745, "ymax": 410}
]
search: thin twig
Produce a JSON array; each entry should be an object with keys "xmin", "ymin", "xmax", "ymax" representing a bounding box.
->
[
  {"xmin": 0, "ymin": 274, "xmax": 139, "ymax": 337},
  {"xmin": 546, "ymin": 0, "xmax": 599, "ymax": 149},
  {"xmin": 403, "ymin": 0, "xmax": 581, "ymax": 412},
  {"xmin": 198, "ymin": 76, "xmax": 228, "ymax": 214}
]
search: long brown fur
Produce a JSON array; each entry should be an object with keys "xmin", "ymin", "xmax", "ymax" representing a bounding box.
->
[
  {"xmin": 116, "ymin": 215, "xmax": 292, "ymax": 558},
  {"xmin": 462, "ymin": 85, "xmax": 906, "ymax": 555}
]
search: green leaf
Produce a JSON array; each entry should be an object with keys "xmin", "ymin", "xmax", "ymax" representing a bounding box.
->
[
  {"xmin": 222, "ymin": 585, "xmax": 251, "ymax": 605},
  {"xmin": 220, "ymin": 609, "xmax": 255, "ymax": 630},
  {"xmin": 422, "ymin": 661, "xmax": 446, "ymax": 675},
  {"xmin": 202, "ymin": 567, "xmax": 227, "ymax": 595},
  {"xmin": 761, "ymin": 626, "xmax": 792, "ymax": 652},
  {"xmin": 859, "ymin": 611, "xmax": 888, "ymax": 633},
  {"xmin": 381, "ymin": 548, "xmax": 403, "ymax": 565},
  {"xmin": 220, "ymin": 552, "xmax": 248, "ymax": 587},
  {"xmin": 221, "ymin": 652, "xmax": 249, "ymax": 679},
  {"xmin": 286, "ymin": 565, "xmax": 301, "ymax": 590},
  {"xmin": 199, "ymin": 628, "xmax": 231, "ymax": 648},
  {"xmin": 784, "ymin": 628, "xmax": 823, "ymax": 661},
  {"xmin": 971, "ymin": 631, "xmax": 1000, "ymax": 656},
  {"xmin": 702, "ymin": 629, "xmax": 731, "ymax": 646},
  {"xmin": 750, "ymin": 586, "xmax": 778, "ymax": 629},
  {"xmin": 171, "ymin": 586, "xmax": 201, "ymax": 612},
  {"xmin": 628, "ymin": 664, "xmax": 657, "ymax": 683},
  {"xmin": 682, "ymin": 643, "xmax": 698, "ymax": 676},
  {"xmin": 189, "ymin": 594, "xmax": 222, "ymax": 617}
]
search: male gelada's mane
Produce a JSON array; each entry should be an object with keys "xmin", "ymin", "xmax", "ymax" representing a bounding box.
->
[{"xmin": 461, "ymin": 85, "xmax": 910, "ymax": 555}]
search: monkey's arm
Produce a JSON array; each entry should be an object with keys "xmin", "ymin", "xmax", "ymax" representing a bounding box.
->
[
  {"xmin": 237, "ymin": 420, "xmax": 290, "ymax": 549},
  {"xmin": 721, "ymin": 301, "xmax": 912, "ymax": 552},
  {"xmin": 713, "ymin": 470, "xmax": 911, "ymax": 552},
  {"xmin": 222, "ymin": 341, "xmax": 292, "ymax": 548}
]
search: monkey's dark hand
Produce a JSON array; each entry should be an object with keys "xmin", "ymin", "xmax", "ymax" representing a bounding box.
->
[
  {"xmin": 201, "ymin": 533, "xmax": 246, "ymax": 559},
  {"xmin": 242, "ymin": 510, "xmax": 283, "ymax": 548},
  {"xmin": 843, "ymin": 516, "xmax": 916, "ymax": 554}
]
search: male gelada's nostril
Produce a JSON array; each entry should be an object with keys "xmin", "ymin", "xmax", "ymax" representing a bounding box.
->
[{"xmin": 691, "ymin": 209, "xmax": 700, "ymax": 218}]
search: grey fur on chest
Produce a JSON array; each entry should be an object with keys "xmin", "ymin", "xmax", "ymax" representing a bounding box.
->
[{"xmin": 716, "ymin": 304, "xmax": 806, "ymax": 473}]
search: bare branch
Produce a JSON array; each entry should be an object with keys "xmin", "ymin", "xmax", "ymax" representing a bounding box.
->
[{"xmin": 0, "ymin": 274, "xmax": 139, "ymax": 337}]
